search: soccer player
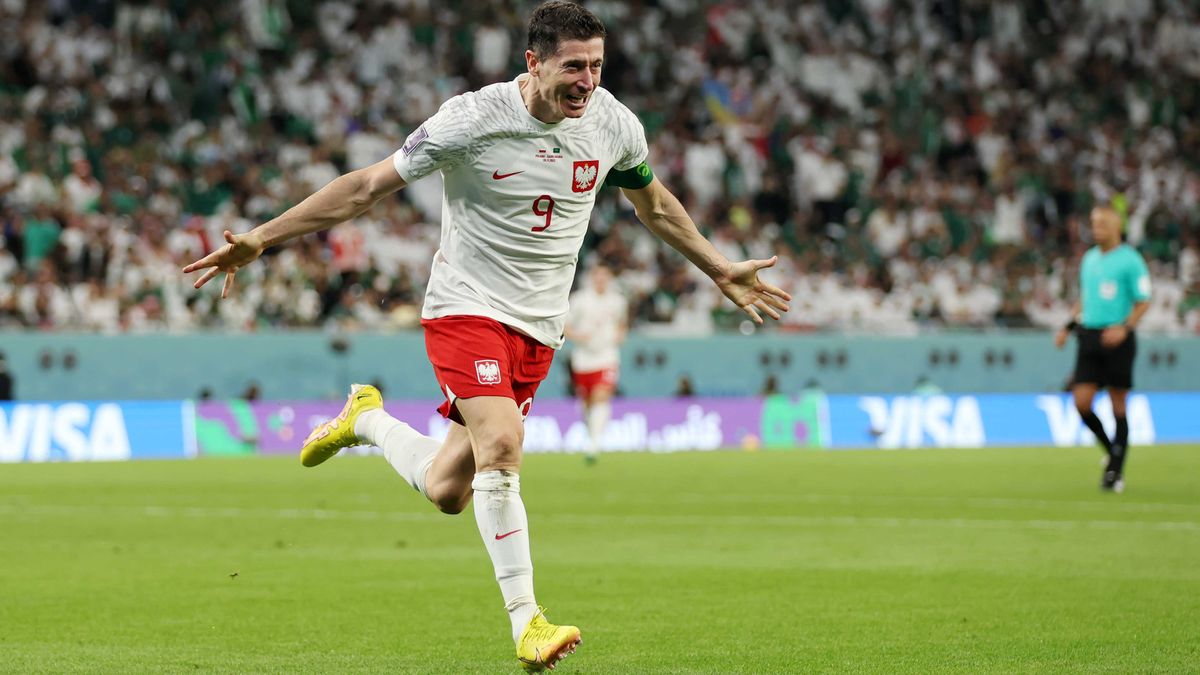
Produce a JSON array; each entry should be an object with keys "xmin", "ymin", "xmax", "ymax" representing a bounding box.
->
[
  {"xmin": 565, "ymin": 264, "xmax": 626, "ymax": 463},
  {"xmin": 1055, "ymin": 205, "xmax": 1151, "ymax": 493},
  {"xmin": 182, "ymin": 2, "xmax": 791, "ymax": 671}
]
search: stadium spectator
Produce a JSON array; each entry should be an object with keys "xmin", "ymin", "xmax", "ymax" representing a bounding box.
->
[
  {"xmin": 675, "ymin": 374, "xmax": 695, "ymax": 398},
  {"xmin": 0, "ymin": 0, "xmax": 1197, "ymax": 334}
]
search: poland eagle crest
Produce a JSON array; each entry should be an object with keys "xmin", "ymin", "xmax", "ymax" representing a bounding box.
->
[
  {"xmin": 572, "ymin": 160, "xmax": 599, "ymax": 192},
  {"xmin": 475, "ymin": 359, "xmax": 502, "ymax": 385}
]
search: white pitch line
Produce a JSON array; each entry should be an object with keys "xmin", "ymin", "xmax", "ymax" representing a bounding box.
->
[
  {"xmin": 652, "ymin": 492, "xmax": 1200, "ymax": 515},
  {"xmin": 7, "ymin": 503, "xmax": 438, "ymax": 523},
  {"xmin": 1, "ymin": 503, "xmax": 1198, "ymax": 533}
]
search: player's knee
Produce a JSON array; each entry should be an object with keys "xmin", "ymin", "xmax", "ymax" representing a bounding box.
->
[
  {"xmin": 427, "ymin": 482, "xmax": 471, "ymax": 515},
  {"xmin": 474, "ymin": 426, "xmax": 524, "ymax": 470},
  {"xmin": 1073, "ymin": 394, "xmax": 1093, "ymax": 415},
  {"xmin": 433, "ymin": 492, "xmax": 470, "ymax": 515}
]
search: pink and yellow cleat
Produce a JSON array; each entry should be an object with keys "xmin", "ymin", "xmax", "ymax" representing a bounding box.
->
[
  {"xmin": 516, "ymin": 607, "xmax": 581, "ymax": 672},
  {"xmin": 299, "ymin": 384, "xmax": 382, "ymax": 467}
]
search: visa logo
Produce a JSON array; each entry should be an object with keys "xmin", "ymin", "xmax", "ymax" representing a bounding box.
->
[
  {"xmin": 0, "ymin": 403, "xmax": 132, "ymax": 462},
  {"xmin": 859, "ymin": 395, "xmax": 986, "ymax": 449},
  {"xmin": 1036, "ymin": 394, "xmax": 1156, "ymax": 447}
]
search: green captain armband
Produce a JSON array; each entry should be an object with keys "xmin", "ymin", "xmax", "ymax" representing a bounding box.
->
[{"xmin": 604, "ymin": 161, "xmax": 654, "ymax": 190}]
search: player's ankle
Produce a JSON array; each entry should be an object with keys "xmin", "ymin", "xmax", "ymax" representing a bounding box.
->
[
  {"xmin": 353, "ymin": 408, "xmax": 387, "ymax": 444},
  {"xmin": 509, "ymin": 601, "xmax": 538, "ymax": 642}
]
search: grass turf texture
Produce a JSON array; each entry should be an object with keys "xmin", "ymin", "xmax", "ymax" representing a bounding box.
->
[{"xmin": 2, "ymin": 446, "xmax": 1199, "ymax": 674}]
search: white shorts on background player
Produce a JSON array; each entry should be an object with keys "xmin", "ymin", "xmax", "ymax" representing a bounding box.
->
[{"xmin": 391, "ymin": 74, "xmax": 649, "ymax": 350}]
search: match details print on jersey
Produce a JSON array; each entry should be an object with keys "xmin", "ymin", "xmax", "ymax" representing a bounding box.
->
[{"xmin": 391, "ymin": 75, "xmax": 649, "ymax": 349}]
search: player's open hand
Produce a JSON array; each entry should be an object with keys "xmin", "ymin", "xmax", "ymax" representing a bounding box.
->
[
  {"xmin": 182, "ymin": 229, "xmax": 265, "ymax": 298},
  {"xmin": 716, "ymin": 256, "xmax": 792, "ymax": 324},
  {"xmin": 1054, "ymin": 328, "xmax": 1069, "ymax": 349}
]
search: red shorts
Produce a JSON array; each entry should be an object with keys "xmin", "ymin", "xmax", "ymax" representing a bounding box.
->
[
  {"xmin": 572, "ymin": 367, "xmax": 618, "ymax": 398},
  {"xmin": 422, "ymin": 315, "xmax": 555, "ymax": 424}
]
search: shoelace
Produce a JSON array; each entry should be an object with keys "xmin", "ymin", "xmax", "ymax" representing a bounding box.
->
[
  {"xmin": 523, "ymin": 608, "xmax": 563, "ymax": 643},
  {"xmin": 524, "ymin": 622, "xmax": 562, "ymax": 643}
]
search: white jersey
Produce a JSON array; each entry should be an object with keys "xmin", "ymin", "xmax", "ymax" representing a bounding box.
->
[
  {"xmin": 392, "ymin": 75, "xmax": 648, "ymax": 349},
  {"xmin": 567, "ymin": 286, "xmax": 627, "ymax": 372}
]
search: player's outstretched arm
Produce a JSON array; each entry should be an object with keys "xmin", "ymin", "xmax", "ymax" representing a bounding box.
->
[
  {"xmin": 621, "ymin": 178, "xmax": 791, "ymax": 324},
  {"xmin": 182, "ymin": 158, "xmax": 407, "ymax": 297}
]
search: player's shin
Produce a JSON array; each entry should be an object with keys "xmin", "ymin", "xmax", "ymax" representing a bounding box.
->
[
  {"xmin": 472, "ymin": 470, "xmax": 538, "ymax": 642},
  {"xmin": 1114, "ymin": 415, "xmax": 1129, "ymax": 451},
  {"xmin": 1113, "ymin": 415, "xmax": 1130, "ymax": 473},
  {"xmin": 586, "ymin": 400, "xmax": 611, "ymax": 454},
  {"xmin": 1079, "ymin": 411, "xmax": 1113, "ymax": 454},
  {"xmin": 356, "ymin": 409, "xmax": 440, "ymax": 495}
]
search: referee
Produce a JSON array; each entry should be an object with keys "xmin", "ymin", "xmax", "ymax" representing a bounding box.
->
[{"xmin": 1056, "ymin": 205, "xmax": 1151, "ymax": 493}]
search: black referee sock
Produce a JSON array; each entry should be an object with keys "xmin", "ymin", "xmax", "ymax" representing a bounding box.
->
[
  {"xmin": 1111, "ymin": 416, "xmax": 1130, "ymax": 474},
  {"xmin": 1114, "ymin": 416, "xmax": 1129, "ymax": 452},
  {"xmin": 1079, "ymin": 411, "xmax": 1112, "ymax": 454}
]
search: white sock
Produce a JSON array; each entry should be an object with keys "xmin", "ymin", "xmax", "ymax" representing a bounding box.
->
[
  {"xmin": 472, "ymin": 470, "xmax": 538, "ymax": 643},
  {"xmin": 586, "ymin": 401, "xmax": 611, "ymax": 454},
  {"xmin": 356, "ymin": 409, "xmax": 439, "ymax": 498}
]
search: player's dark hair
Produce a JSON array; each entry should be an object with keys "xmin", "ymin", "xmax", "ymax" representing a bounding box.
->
[{"xmin": 527, "ymin": 1, "xmax": 606, "ymax": 59}]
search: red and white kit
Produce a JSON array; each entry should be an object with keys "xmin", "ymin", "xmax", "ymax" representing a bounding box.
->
[
  {"xmin": 392, "ymin": 75, "xmax": 648, "ymax": 415},
  {"xmin": 567, "ymin": 284, "xmax": 627, "ymax": 397}
]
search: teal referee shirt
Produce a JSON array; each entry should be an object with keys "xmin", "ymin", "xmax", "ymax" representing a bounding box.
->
[{"xmin": 1079, "ymin": 244, "xmax": 1152, "ymax": 329}]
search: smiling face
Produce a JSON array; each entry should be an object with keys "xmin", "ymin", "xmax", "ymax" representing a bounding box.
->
[{"xmin": 525, "ymin": 37, "xmax": 604, "ymax": 123}]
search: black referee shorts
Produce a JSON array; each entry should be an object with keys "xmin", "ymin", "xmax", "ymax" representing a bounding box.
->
[{"xmin": 1073, "ymin": 328, "xmax": 1137, "ymax": 390}]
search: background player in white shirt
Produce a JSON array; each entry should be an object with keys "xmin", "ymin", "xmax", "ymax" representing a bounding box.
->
[
  {"xmin": 183, "ymin": 2, "xmax": 791, "ymax": 671},
  {"xmin": 565, "ymin": 265, "xmax": 626, "ymax": 463}
]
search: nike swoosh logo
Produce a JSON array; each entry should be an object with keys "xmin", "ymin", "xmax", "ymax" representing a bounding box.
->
[
  {"xmin": 492, "ymin": 170, "xmax": 524, "ymax": 180},
  {"xmin": 495, "ymin": 529, "xmax": 523, "ymax": 540}
]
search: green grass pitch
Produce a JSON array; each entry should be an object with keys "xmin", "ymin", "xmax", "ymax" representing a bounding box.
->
[{"xmin": 2, "ymin": 446, "xmax": 1199, "ymax": 673}]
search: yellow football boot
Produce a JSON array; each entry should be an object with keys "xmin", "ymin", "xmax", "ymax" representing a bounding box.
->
[
  {"xmin": 299, "ymin": 384, "xmax": 382, "ymax": 467},
  {"xmin": 516, "ymin": 607, "xmax": 581, "ymax": 672}
]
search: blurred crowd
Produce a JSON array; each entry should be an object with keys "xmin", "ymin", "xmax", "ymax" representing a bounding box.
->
[{"xmin": 1, "ymin": 0, "xmax": 1199, "ymax": 335}]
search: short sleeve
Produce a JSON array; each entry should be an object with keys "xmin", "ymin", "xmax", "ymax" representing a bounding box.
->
[
  {"xmin": 1129, "ymin": 251, "xmax": 1152, "ymax": 301},
  {"xmin": 613, "ymin": 105, "xmax": 649, "ymax": 172},
  {"xmin": 392, "ymin": 94, "xmax": 475, "ymax": 183}
]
